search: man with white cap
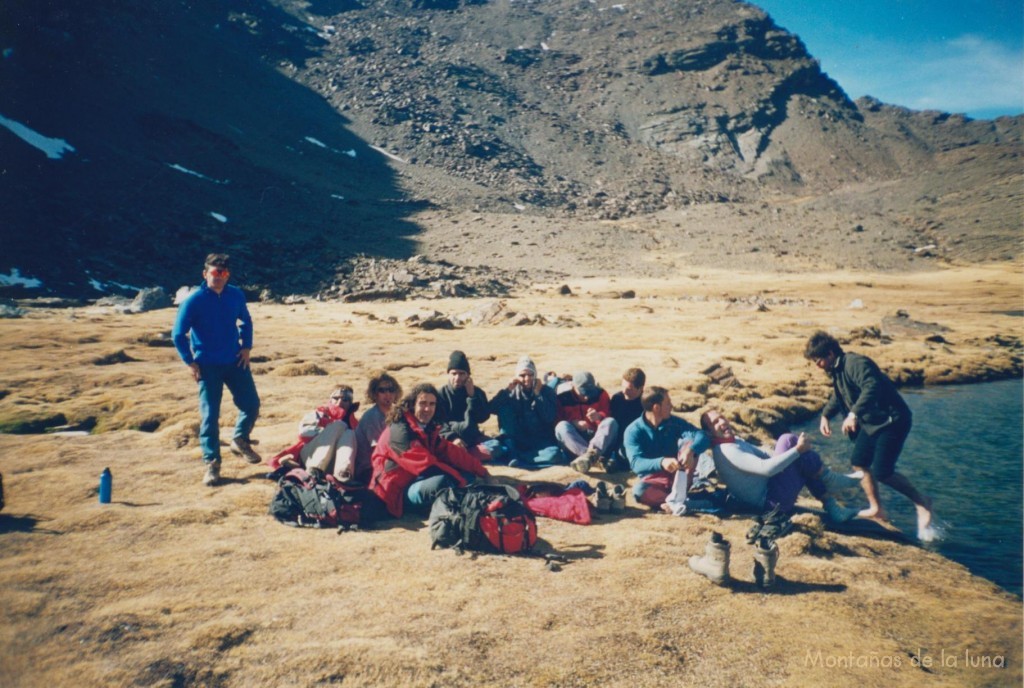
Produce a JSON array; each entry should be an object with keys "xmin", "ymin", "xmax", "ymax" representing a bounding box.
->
[
  {"xmin": 490, "ymin": 356, "xmax": 562, "ymax": 468},
  {"xmin": 554, "ymin": 371, "xmax": 619, "ymax": 473}
]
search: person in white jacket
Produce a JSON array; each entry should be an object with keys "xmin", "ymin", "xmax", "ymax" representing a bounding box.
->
[
  {"xmin": 270, "ymin": 385, "xmax": 360, "ymax": 482},
  {"xmin": 699, "ymin": 409, "xmax": 861, "ymax": 523}
]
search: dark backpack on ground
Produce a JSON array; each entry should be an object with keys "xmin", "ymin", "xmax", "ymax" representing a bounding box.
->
[
  {"xmin": 429, "ymin": 484, "xmax": 538, "ymax": 554},
  {"xmin": 269, "ymin": 468, "xmax": 379, "ymax": 530}
]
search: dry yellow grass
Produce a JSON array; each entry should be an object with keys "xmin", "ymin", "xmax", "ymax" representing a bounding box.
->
[{"xmin": 0, "ymin": 265, "xmax": 1021, "ymax": 687}]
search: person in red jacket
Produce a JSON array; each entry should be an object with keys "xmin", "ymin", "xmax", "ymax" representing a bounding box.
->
[
  {"xmin": 370, "ymin": 383, "xmax": 490, "ymax": 518},
  {"xmin": 554, "ymin": 371, "xmax": 619, "ymax": 474}
]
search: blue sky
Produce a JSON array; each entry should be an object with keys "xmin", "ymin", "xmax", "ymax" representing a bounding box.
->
[{"xmin": 752, "ymin": 0, "xmax": 1023, "ymax": 120}]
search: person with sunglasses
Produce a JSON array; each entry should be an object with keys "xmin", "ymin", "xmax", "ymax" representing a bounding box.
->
[
  {"xmin": 355, "ymin": 372, "xmax": 403, "ymax": 481},
  {"xmin": 268, "ymin": 385, "xmax": 361, "ymax": 482},
  {"xmin": 173, "ymin": 253, "xmax": 261, "ymax": 487}
]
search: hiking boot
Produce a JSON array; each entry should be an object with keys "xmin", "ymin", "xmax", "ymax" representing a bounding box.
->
[
  {"xmin": 746, "ymin": 520, "xmax": 764, "ymax": 544},
  {"xmin": 758, "ymin": 516, "xmax": 794, "ymax": 541},
  {"xmin": 230, "ymin": 437, "xmax": 263, "ymax": 464},
  {"xmin": 752, "ymin": 504, "xmax": 794, "ymax": 541},
  {"xmin": 823, "ymin": 497, "xmax": 859, "ymax": 524},
  {"xmin": 609, "ymin": 454, "xmax": 630, "ymax": 473},
  {"xmin": 752, "ymin": 537, "xmax": 779, "ymax": 589},
  {"xmin": 570, "ymin": 449, "xmax": 596, "ymax": 474},
  {"xmin": 265, "ymin": 466, "xmax": 289, "ymax": 482},
  {"xmin": 592, "ymin": 481, "xmax": 612, "ymax": 512},
  {"xmin": 610, "ymin": 484, "xmax": 627, "ymax": 513},
  {"xmin": 202, "ymin": 460, "xmax": 221, "ymax": 487},
  {"xmin": 688, "ymin": 532, "xmax": 730, "ymax": 585},
  {"xmin": 747, "ymin": 504, "xmax": 779, "ymax": 543}
]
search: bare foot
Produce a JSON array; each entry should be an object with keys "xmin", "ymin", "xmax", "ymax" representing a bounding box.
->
[
  {"xmin": 916, "ymin": 495, "xmax": 934, "ymax": 531},
  {"xmin": 660, "ymin": 502, "xmax": 673, "ymax": 515},
  {"xmin": 857, "ymin": 506, "xmax": 892, "ymax": 526}
]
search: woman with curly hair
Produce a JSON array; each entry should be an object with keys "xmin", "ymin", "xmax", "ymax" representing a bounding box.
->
[{"xmin": 370, "ymin": 383, "xmax": 489, "ymax": 518}]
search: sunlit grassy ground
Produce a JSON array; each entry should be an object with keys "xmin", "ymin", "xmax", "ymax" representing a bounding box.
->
[{"xmin": 0, "ymin": 265, "xmax": 1020, "ymax": 687}]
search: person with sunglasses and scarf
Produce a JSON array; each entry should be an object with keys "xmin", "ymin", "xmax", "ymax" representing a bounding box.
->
[{"xmin": 269, "ymin": 384, "xmax": 361, "ymax": 483}]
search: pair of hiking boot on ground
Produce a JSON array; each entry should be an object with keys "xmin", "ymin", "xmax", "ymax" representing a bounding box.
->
[
  {"xmin": 590, "ymin": 481, "xmax": 626, "ymax": 514},
  {"xmin": 688, "ymin": 531, "xmax": 780, "ymax": 589},
  {"xmin": 689, "ymin": 505, "xmax": 797, "ymax": 587}
]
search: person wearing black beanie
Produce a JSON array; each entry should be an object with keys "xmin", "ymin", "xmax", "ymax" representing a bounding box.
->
[
  {"xmin": 437, "ymin": 350, "xmax": 503, "ymax": 462},
  {"xmin": 447, "ymin": 350, "xmax": 471, "ymax": 375}
]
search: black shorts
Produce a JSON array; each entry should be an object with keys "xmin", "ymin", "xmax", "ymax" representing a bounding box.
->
[{"xmin": 850, "ymin": 417, "xmax": 911, "ymax": 480}]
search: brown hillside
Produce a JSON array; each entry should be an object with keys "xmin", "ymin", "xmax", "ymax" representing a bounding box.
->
[{"xmin": 1, "ymin": 0, "xmax": 1020, "ymax": 297}]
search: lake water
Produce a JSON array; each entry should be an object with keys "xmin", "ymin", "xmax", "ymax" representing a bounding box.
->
[{"xmin": 792, "ymin": 378, "xmax": 1023, "ymax": 597}]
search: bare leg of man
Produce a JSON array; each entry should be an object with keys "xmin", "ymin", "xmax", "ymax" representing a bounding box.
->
[
  {"xmin": 856, "ymin": 469, "xmax": 891, "ymax": 525},
  {"xmin": 881, "ymin": 472, "xmax": 933, "ymax": 532}
]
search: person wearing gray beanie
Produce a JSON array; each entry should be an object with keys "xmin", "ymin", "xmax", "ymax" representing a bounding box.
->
[
  {"xmin": 516, "ymin": 355, "xmax": 537, "ymax": 377},
  {"xmin": 491, "ymin": 355, "xmax": 562, "ymax": 468},
  {"xmin": 553, "ymin": 371, "xmax": 619, "ymax": 473}
]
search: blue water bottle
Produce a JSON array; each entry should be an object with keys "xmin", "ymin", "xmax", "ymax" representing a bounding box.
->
[{"xmin": 98, "ymin": 467, "xmax": 112, "ymax": 504}]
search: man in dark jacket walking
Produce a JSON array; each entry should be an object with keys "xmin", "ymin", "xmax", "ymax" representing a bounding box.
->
[{"xmin": 805, "ymin": 331, "xmax": 935, "ymax": 540}]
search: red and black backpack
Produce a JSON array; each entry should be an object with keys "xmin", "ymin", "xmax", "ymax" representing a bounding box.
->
[
  {"xmin": 429, "ymin": 484, "xmax": 538, "ymax": 554},
  {"xmin": 269, "ymin": 468, "xmax": 379, "ymax": 530}
]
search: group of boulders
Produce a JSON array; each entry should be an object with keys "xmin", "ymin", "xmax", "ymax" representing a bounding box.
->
[
  {"xmin": 290, "ymin": 254, "xmax": 543, "ymax": 303},
  {"xmin": 352, "ymin": 299, "xmax": 582, "ymax": 331},
  {"xmin": 0, "ymin": 288, "xmax": 174, "ymax": 317}
]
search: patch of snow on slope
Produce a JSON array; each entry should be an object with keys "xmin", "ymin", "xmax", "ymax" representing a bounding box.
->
[{"xmin": 0, "ymin": 113, "xmax": 76, "ymax": 159}]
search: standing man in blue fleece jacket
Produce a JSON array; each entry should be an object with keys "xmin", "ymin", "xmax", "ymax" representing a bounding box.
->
[{"xmin": 173, "ymin": 253, "xmax": 261, "ymax": 487}]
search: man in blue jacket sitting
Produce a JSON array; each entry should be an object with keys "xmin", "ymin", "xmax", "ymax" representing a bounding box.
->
[{"xmin": 624, "ymin": 386, "xmax": 710, "ymax": 511}]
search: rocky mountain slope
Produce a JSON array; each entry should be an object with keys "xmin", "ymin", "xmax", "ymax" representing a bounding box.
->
[{"xmin": 1, "ymin": 0, "xmax": 1019, "ymax": 297}]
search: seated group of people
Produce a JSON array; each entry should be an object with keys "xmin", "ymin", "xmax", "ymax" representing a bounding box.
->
[{"xmin": 269, "ymin": 350, "xmax": 863, "ymax": 523}]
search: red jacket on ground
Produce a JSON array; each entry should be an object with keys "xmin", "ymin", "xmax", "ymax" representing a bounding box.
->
[
  {"xmin": 519, "ymin": 486, "xmax": 592, "ymax": 525},
  {"xmin": 370, "ymin": 411, "xmax": 488, "ymax": 518}
]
